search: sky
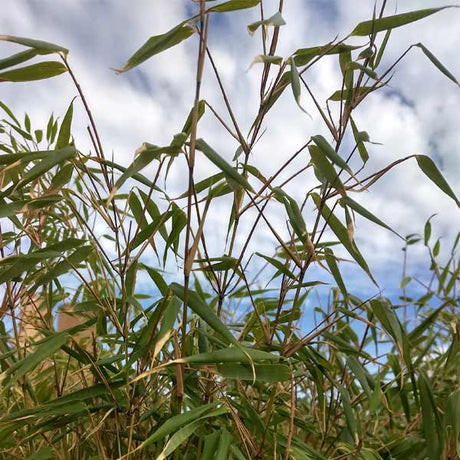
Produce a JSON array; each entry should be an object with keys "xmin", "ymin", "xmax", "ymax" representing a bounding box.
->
[{"xmin": 1, "ymin": 0, "xmax": 459, "ymax": 312}]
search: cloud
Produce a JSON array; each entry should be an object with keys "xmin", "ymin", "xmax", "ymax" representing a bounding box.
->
[{"xmin": 1, "ymin": 0, "xmax": 458, "ymax": 301}]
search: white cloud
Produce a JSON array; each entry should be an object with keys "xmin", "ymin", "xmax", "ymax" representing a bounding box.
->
[{"xmin": 1, "ymin": 0, "xmax": 458, "ymax": 299}]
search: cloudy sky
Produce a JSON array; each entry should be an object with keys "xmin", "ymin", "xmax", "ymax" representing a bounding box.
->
[{"xmin": 1, "ymin": 0, "xmax": 459, "ymax": 305}]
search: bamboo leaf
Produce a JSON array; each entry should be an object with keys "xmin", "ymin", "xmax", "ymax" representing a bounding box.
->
[
  {"xmin": 324, "ymin": 248, "xmax": 347, "ymax": 297},
  {"xmin": 418, "ymin": 371, "xmax": 442, "ymax": 459},
  {"xmin": 294, "ymin": 43, "xmax": 360, "ymax": 67},
  {"xmin": 309, "ymin": 145, "xmax": 345, "ymax": 194},
  {"xmin": 215, "ymin": 428, "xmax": 231, "ymax": 459},
  {"xmin": 445, "ymin": 390, "xmax": 460, "ymax": 456},
  {"xmin": 248, "ymin": 12, "xmax": 286, "ymax": 36},
  {"xmin": 415, "ymin": 155, "xmax": 459, "ymax": 207},
  {"xmin": 2, "ymin": 332, "xmax": 69, "ymax": 386},
  {"xmin": 115, "ymin": 22, "xmax": 195, "ymax": 73},
  {"xmin": 36, "ymin": 245, "xmax": 93, "ymax": 286},
  {"xmin": 0, "ymin": 35, "xmax": 68, "ymax": 55},
  {"xmin": 12, "ymin": 146, "xmax": 76, "ymax": 191},
  {"xmin": 337, "ymin": 383, "xmax": 359, "ymax": 438},
  {"xmin": 0, "ymin": 61, "xmax": 68, "ymax": 82},
  {"xmin": 140, "ymin": 403, "xmax": 218, "ymax": 448},
  {"xmin": 351, "ymin": 7, "xmax": 453, "ymax": 36},
  {"xmin": 414, "ymin": 43, "xmax": 460, "ymax": 87},
  {"xmin": 55, "ymin": 99, "xmax": 74, "ymax": 149},
  {"xmin": 340, "ymin": 196, "xmax": 402, "ymax": 238},
  {"xmin": 217, "ymin": 363, "xmax": 290, "ymax": 382},
  {"xmin": 256, "ymin": 252, "xmax": 296, "ymax": 280},
  {"xmin": 0, "ymin": 49, "xmax": 40, "ymax": 71},
  {"xmin": 156, "ymin": 420, "xmax": 201, "ymax": 460},
  {"xmin": 312, "ymin": 193, "xmax": 374, "ymax": 281},
  {"xmin": 290, "ymin": 58, "xmax": 310, "ymax": 115},
  {"xmin": 208, "ymin": 0, "xmax": 260, "ymax": 13},
  {"xmin": 170, "ymin": 282, "xmax": 238, "ymax": 346},
  {"xmin": 178, "ymin": 346, "xmax": 280, "ymax": 364},
  {"xmin": 311, "ymin": 135, "xmax": 353, "ymax": 176},
  {"xmin": 195, "ymin": 138, "xmax": 253, "ymax": 191}
]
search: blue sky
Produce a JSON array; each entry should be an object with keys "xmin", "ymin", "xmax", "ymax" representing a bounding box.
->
[{"xmin": 0, "ymin": 0, "xmax": 459, "ymax": 320}]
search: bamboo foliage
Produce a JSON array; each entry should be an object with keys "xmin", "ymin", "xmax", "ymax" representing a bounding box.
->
[{"xmin": 0, "ymin": 2, "xmax": 459, "ymax": 459}]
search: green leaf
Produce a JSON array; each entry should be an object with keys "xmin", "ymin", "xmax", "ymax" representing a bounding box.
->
[
  {"xmin": 0, "ymin": 61, "xmax": 68, "ymax": 82},
  {"xmin": 312, "ymin": 194, "xmax": 373, "ymax": 281},
  {"xmin": 0, "ymin": 49, "xmax": 40, "ymax": 71},
  {"xmin": 108, "ymin": 144, "xmax": 172, "ymax": 200},
  {"xmin": 0, "ymin": 200, "xmax": 27, "ymax": 218},
  {"xmin": 294, "ymin": 43, "xmax": 360, "ymax": 67},
  {"xmin": 273, "ymin": 187, "xmax": 307, "ymax": 240},
  {"xmin": 445, "ymin": 390, "xmax": 460, "ymax": 456},
  {"xmin": 249, "ymin": 54, "xmax": 283, "ymax": 68},
  {"xmin": 309, "ymin": 145, "xmax": 345, "ymax": 193},
  {"xmin": 2, "ymin": 332, "xmax": 69, "ymax": 386},
  {"xmin": 415, "ymin": 155, "xmax": 459, "ymax": 207},
  {"xmin": 140, "ymin": 403, "xmax": 218, "ymax": 448},
  {"xmin": 328, "ymin": 86, "xmax": 374, "ymax": 102},
  {"xmin": 347, "ymin": 61, "xmax": 378, "ymax": 80},
  {"xmin": 419, "ymin": 371, "xmax": 442, "ymax": 459},
  {"xmin": 256, "ymin": 252, "xmax": 296, "ymax": 280},
  {"xmin": 311, "ymin": 135, "xmax": 354, "ymax": 176},
  {"xmin": 26, "ymin": 447, "xmax": 54, "ymax": 460},
  {"xmin": 11, "ymin": 146, "xmax": 76, "ymax": 192},
  {"xmin": 215, "ymin": 428, "xmax": 232, "ymax": 460},
  {"xmin": 208, "ymin": 0, "xmax": 260, "ymax": 13},
  {"xmin": 195, "ymin": 139, "xmax": 253, "ymax": 191},
  {"xmin": 156, "ymin": 421, "xmax": 201, "ymax": 460},
  {"xmin": 350, "ymin": 117, "xmax": 369, "ymax": 164},
  {"xmin": 202, "ymin": 432, "xmax": 220, "ymax": 460},
  {"xmin": 414, "ymin": 43, "xmax": 459, "ymax": 87},
  {"xmin": 170, "ymin": 282, "xmax": 238, "ymax": 346},
  {"xmin": 346, "ymin": 355, "xmax": 372, "ymax": 400},
  {"xmin": 340, "ymin": 196, "xmax": 401, "ymax": 238},
  {"xmin": 116, "ymin": 22, "xmax": 196, "ymax": 73},
  {"xmin": 0, "ymin": 35, "xmax": 68, "ymax": 55},
  {"xmin": 248, "ymin": 12, "xmax": 286, "ymax": 36},
  {"xmin": 55, "ymin": 99, "xmax": 74, "ymax": 149},
  {"xmin": 178, "ymin": 346, "xmax": 280, "ymax": 364},
  {"xmin": 36, "ymin": 245, "xmax": 93, "ymax": 286},
  {"xmin": 324, "ymin": 248, "xmax": 347, "ymax": 297},
  {"xmin": 351, "ymin": 7, "xmax": 453, "ymax": 36},
  {"xmin": 337, "ymin": 383, "xmax": 359, "ymax": 438},
  {"xmin": 217, "ymin": 363, "xmax": 291, "ymax": 382},
  {"xmin": 181, "ymin": 100, "xmax": 206, "ymax": 137},
  {"xmin": 290, "ymin": 58, "xmax": 310, "ymax": 115}
]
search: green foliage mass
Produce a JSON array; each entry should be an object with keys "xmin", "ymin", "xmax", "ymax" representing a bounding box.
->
[{"xmin": 0, "ymin": 2, "xmax": 459, "ymax": 459}]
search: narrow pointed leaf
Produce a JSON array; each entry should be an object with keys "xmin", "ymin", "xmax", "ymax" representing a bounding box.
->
[
  {"xmin": 0, "ymin": 61, "xmax": 67, "ymax": 82},
  {"xmin": 0, "ymin": 49, "xmax": 40, "ymax": 71},
  {"xmin": 340, "ymin": 196, "xmax": 401, "ymax": 237},
  {"xmin": 179, "ymin": 347, "xmax": 279, "ymax": 364},
  {"xmin": 248, "ymin": 12, "xmax": 286, "ymax": 35},
  {"xmin": 55, "ymin": 99, "xmax": 74, "ymax": 149},
  {"xmin": 309, "ymin": 145, "xmax": 345, "ymax": 193},
  {"xmin": 311, "ymin": 135, "xmax": 353, "ymax": 176},
  {"xmin": 2, "ymin": 333, "xmax": 69, "ymax": 386},
  {"xmin": 414, "ymin": 43, "xmax": 459, "ymax": 86},
  {"xmin": 208, "ymin": 0, "xmax": 260, "ymax": 13},
  {"xmin": 0, "ymin": 35, "xmax": 68, "ymax": 55},
  {"xmin": 217, "ymin": 363, "xmax": 290, "ymax": 382},
  {"xmin": 415, "ymin": 155, "xmax": 459, "ymax": 206},
  {"xmin": 170, "ymin": 282, "xmax": 238, "ymax": 346},
  {"xmin": 312, "ymin": 194, "xmax": 373, "ymax": 280},
  {"xmin": 351, "ymin": 7, "xmax": 453, "ymax": 36},
  {"xmin": 195, "ymin": 139, "xmax": 253, "ymax": 190},
  {"xmin": 140, "ymin": 404, "xmax": 217, "ymax": 448},
  {"xmin": 116, "ymin": 23, "xmax": 195, "ymax": 73}
]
